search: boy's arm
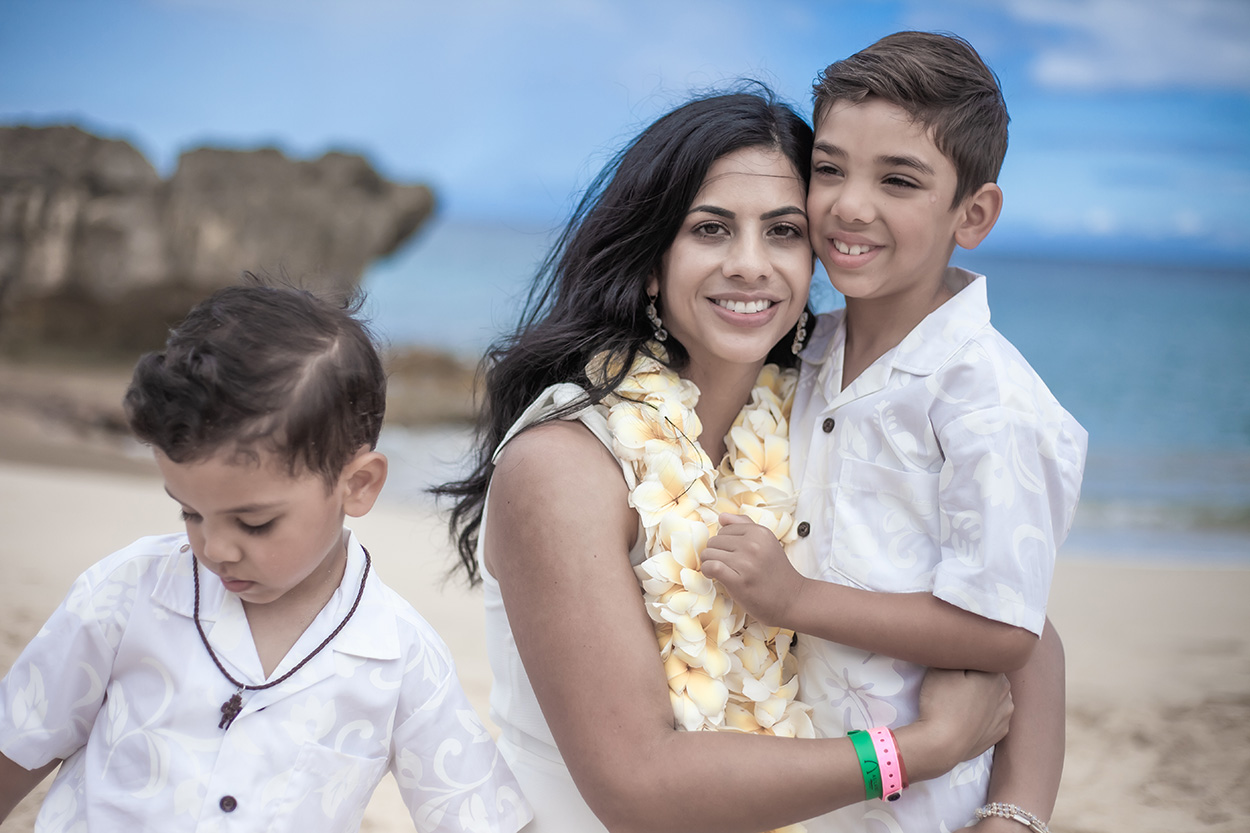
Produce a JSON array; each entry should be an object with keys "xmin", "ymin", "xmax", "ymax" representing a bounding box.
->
[
  {"xmin": 0, "ymin": 754, "xmax": 58, "ymax": 821},
  {"xmin": 703, "ymin": 514, "xmax": 1037, "ymax": 672},
  {"xmin": 974, "ymin": 618, "xmax": 1065, "ymax": 829}
]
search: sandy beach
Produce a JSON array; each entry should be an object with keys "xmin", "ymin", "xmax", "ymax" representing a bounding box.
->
[{"xmin": 1, "ymin": 396, "xmax": 1248, "ymax": 831}]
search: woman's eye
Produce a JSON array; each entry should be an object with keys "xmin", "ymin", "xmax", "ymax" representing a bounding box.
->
[
  {"xmin": 770, "ymin": 223, "xmax": 804, "ymax": 239},
  {"xmin": 693, "ymin": 221, "xmax": 727, "ymax": 237}
]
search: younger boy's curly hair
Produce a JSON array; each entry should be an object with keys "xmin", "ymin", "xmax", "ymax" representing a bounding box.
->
[
  {"xmin": 813, "ymin": 30, "xmax": 1009, "ymax": 208},
  {"xmin": 124, "ymin": 277, "xmax": 386, "ymax": 487}
]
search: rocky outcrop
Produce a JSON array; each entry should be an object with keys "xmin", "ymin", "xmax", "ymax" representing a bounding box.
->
[{"xmin": 0, "ymin": 125, "xmax": 435, "ymax": 352}]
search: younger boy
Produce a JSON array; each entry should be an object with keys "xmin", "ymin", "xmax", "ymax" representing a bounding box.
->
[
  {"xmin": 702, "ymin": 32, "xmax": 1087, "ymax": 832},
  {"xmin": 0, "ymin": 284, "xmax": 532, "ymax": 831}
]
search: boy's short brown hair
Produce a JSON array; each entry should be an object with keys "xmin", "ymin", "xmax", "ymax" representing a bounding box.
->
[
  {"xmin": 124, "ymin": 277, "xmax": 387, "ymax": 487},
  {"xmin": 813, "ymin": 31, "xmax": 1009, "ymax": 207}
]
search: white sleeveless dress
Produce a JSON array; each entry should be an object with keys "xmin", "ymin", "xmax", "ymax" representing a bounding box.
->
[{"xmin": 478, "ymin": 383, "xmax": 648, "ymax": 832}]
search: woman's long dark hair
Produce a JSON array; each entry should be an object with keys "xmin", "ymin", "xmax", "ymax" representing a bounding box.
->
[{"xmin": 436, "ymin": 86, "xmax": 814, "ymax": 584}]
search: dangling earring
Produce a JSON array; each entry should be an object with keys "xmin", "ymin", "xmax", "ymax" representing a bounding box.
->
[
  {"xmin": 791, "ymin": 310, "xmax": 809, "ymax": 355},
  {"xmin": 646, "ymin": 294, "xmax": 668, "ymax": 342}
]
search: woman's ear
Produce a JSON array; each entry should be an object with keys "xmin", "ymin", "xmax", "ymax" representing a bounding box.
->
[
  {"xmin": 646, "ymin": 273, "xmax": 660, "ymax": 297},
  {"xmin": 954, "ymin": 182, "xmax": 1003, "ymax": 250},
  {"xmin": 341, "ymin": 449, "xmax": 388, "ymax": 517}
]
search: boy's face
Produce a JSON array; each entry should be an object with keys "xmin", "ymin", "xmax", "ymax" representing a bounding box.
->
[
  {"xmin": 155, "ymin": 447, "xmax": 352, "ymax": 610},
  {"xmin": 807, "ymin": 97, "xmax": 966, "ymax": 308}
]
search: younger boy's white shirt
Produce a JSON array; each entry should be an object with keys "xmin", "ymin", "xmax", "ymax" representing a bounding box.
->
[
  {"xmin": 0, "ymin": 530, "xmax": 531, "ymax": 833},
  {"xmin": 788, "ymin": 269, "xmax": 1086, "ymax": 831}
]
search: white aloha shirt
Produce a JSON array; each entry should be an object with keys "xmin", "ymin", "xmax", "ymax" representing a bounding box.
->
[
  {"xmin": 788, "ymin": 269, "xmax": 1087, "ymax": 832},
  {"xmin": 0, "ymin": 530, "xmax": 531, "ymax": 833}
]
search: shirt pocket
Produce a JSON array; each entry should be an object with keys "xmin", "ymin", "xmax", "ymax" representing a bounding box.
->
[
  {"xmin": 827, "ymin": 459, "xmax": 942, "ymax": 593},
  {"xmin": 263, "ymin": 742, "xmax": 388, "ymax": 831}
]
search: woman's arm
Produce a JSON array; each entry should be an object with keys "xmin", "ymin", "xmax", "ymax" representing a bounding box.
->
[
  {"xmin": 973, "ymin": 618, "xmax": 1065, "ymax": 830},
  {"xmin": 486, "ymin": 422, "xmax": 1012, "ymax": 833}
]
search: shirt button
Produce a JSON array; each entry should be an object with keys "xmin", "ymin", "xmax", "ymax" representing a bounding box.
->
[
  {"xmin": 822, "ymin": 418, "xmax": 835, "ymax": 433},
  {"xmin": 219, "ymin": 796, "xmax": 237, "ymax": 813},
  {"xmin": 797, "ymin": 521, "xmax": 810, "ymax": 537}
]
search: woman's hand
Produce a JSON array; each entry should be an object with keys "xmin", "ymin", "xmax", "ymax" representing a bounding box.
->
[{"xmin": 897, "ymin": 668, "xmax": 1013, "ymax": 783}]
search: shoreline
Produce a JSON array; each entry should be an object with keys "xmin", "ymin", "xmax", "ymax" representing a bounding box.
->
[{"xmin": 1, "ymin": 359, "xmax": 1248, "ymax": 831}]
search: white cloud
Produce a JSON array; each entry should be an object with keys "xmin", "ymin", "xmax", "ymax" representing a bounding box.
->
[
  {"xmin": 1084, "ymin": 206, "xmax": 1119, "ymax": 235},
  {"xmin": 1004, "ymin": 0, "xmax": 1250, "ymax": 91},
  {"xmin": 1172, "ymin": 209, "xmax": 1205, "ymax": 237}
]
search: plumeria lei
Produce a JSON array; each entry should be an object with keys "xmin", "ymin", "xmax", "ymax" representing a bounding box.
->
[{"xmin": 593, "ymin": 344, "xmax": 815, "ymax": 743}]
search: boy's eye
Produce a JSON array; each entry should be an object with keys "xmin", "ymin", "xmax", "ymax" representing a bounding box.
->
[
  {"xmin": 238, "ymin": 519, "xmax": 276, "ymax": 536},
  {"xmin": 180, "ymin": 509, "xmax": 202, "ymax": 523},
  {"xmin": 884, "ymin": 175, "xmax": 919, "ymax": 189}
]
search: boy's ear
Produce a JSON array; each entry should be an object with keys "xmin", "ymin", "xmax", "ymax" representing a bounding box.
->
[
  {"xmin": 341, "ymin": 449, "xmax": 388, "ymax": 517},
  {"xmin": 954, "ymin": 182, "xmax": 1003, "ymax": 250}
]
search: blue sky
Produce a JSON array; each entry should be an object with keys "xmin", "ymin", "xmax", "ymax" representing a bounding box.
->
[{"xmin": 2, "ymin": 0, "xmax": 1248, "ymax": 266}]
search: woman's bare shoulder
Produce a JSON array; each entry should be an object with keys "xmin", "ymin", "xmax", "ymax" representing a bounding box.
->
[
  {"xmin": 493, "ymin": 418, "xmax": 623, "ymax": 490},
  {"xmin": 485, "ymin": 417, "xmax": 636, "ymax": 575}
]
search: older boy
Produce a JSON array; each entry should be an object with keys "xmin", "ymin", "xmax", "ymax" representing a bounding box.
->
[{"xmin": 704, "ymin": 32, "xmax": 1086, "ymax": 832}]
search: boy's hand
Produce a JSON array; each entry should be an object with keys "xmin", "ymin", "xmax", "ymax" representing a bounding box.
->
[{"xmin": 701, "ymin": 512, "xmax": 806, "ymax": 628}]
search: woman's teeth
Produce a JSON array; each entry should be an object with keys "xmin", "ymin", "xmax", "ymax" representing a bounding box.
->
[{"xmin": 715, "ymin": 299, "xmax": 773, "ymax": 314}]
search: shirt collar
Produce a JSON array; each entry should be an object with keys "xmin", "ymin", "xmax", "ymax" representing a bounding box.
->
[
  {"xmin": 152, "ymin": 528, "xmax": 400, "ymax": 666},
  {"xmin": 800, "ymin": 267, "xmax": 989, "ymax": 387},
  {"xmin": 890, "ymin": 268, "xmax": 988, "ymax": 376}
]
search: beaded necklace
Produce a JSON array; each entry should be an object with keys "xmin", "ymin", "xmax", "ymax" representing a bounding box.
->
[{"xmin": 191, "ymin": 547, "xmax": 370, "ymax": 730}]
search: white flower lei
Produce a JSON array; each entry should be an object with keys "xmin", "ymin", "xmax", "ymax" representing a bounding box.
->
[{"xmin": 594, "ymin": 345, "xmax": 815, "ymax": 743}]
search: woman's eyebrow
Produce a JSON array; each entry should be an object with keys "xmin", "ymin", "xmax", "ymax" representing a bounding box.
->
[
  {"xmin": 688, "ymin": 204, "xmax": 733, "ymax": 218},
  {"xmin": 762, "ymin": 206, "xmax": 806, "ymax": 220},
  {"xmin": 688, "ymin": 205, "xmax": 806, "ymax": 220}
]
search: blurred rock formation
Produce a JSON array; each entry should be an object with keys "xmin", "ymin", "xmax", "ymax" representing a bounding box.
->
[{"xmin": 0, "ymin": 125, "xmax": 435, "ymax": 353}]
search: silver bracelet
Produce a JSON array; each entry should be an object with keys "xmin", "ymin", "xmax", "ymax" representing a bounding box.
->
[{"xmin": 974, "ymin": 802, "xmax": 1051, "ymax": 833}]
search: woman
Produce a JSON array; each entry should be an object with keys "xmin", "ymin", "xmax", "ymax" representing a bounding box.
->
[{"xmin": 439, "ymin": 90, "xmax": 1057, "ymax": 832}]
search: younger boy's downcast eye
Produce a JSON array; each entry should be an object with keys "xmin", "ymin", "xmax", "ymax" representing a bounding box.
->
[
  {"xmin": 179, "ymin": 509, "xmax": 201, "ymax": 523},
  {"xmin": 238, "ymin": 519, "xmax": 276, "ymax": 535}
]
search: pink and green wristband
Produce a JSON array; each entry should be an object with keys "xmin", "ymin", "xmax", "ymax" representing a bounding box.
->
[{"xmin": 848, "ymin": 726, "xmax": 909, "ymax": 802}]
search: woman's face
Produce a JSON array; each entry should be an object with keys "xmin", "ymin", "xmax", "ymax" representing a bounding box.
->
[{"xmin": 649, "ymin": 146, "xmax": 812, "ymax": 381}]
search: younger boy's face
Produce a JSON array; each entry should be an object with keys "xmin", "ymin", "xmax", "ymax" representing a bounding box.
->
[
  {"xmin": 807, "ymin": 97, "xmax": 966, "ymax": 308},
  {"xmin": 155, "ymin": 447, "xmax": 352, "ymax": 611}
]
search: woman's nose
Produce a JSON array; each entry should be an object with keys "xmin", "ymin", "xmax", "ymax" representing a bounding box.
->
[{"xmin": 724, "ymin": 234, "xmax": 769, "ymax": 280}]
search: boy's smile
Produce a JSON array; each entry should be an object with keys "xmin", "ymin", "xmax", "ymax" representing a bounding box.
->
[{"xmin": 807, "ymin": 97, "xmax": 968, "ymax": 314}]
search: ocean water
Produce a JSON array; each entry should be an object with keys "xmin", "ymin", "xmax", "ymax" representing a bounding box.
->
[{"xmin": 362, "ymin": 219, "xmax": 1250, "ymax": 564}]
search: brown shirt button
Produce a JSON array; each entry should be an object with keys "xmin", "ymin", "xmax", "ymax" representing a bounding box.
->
[
  {"xmin": 822, "ymin": 418, "xmax": 835, "ymax": 433},
  {"xmin": 219, "ymin": 796, "xmax": 237, "ymax": 813},
  {"xmin": 797, "ymin": 521, "xmax": 810, "ymax": 537}
]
